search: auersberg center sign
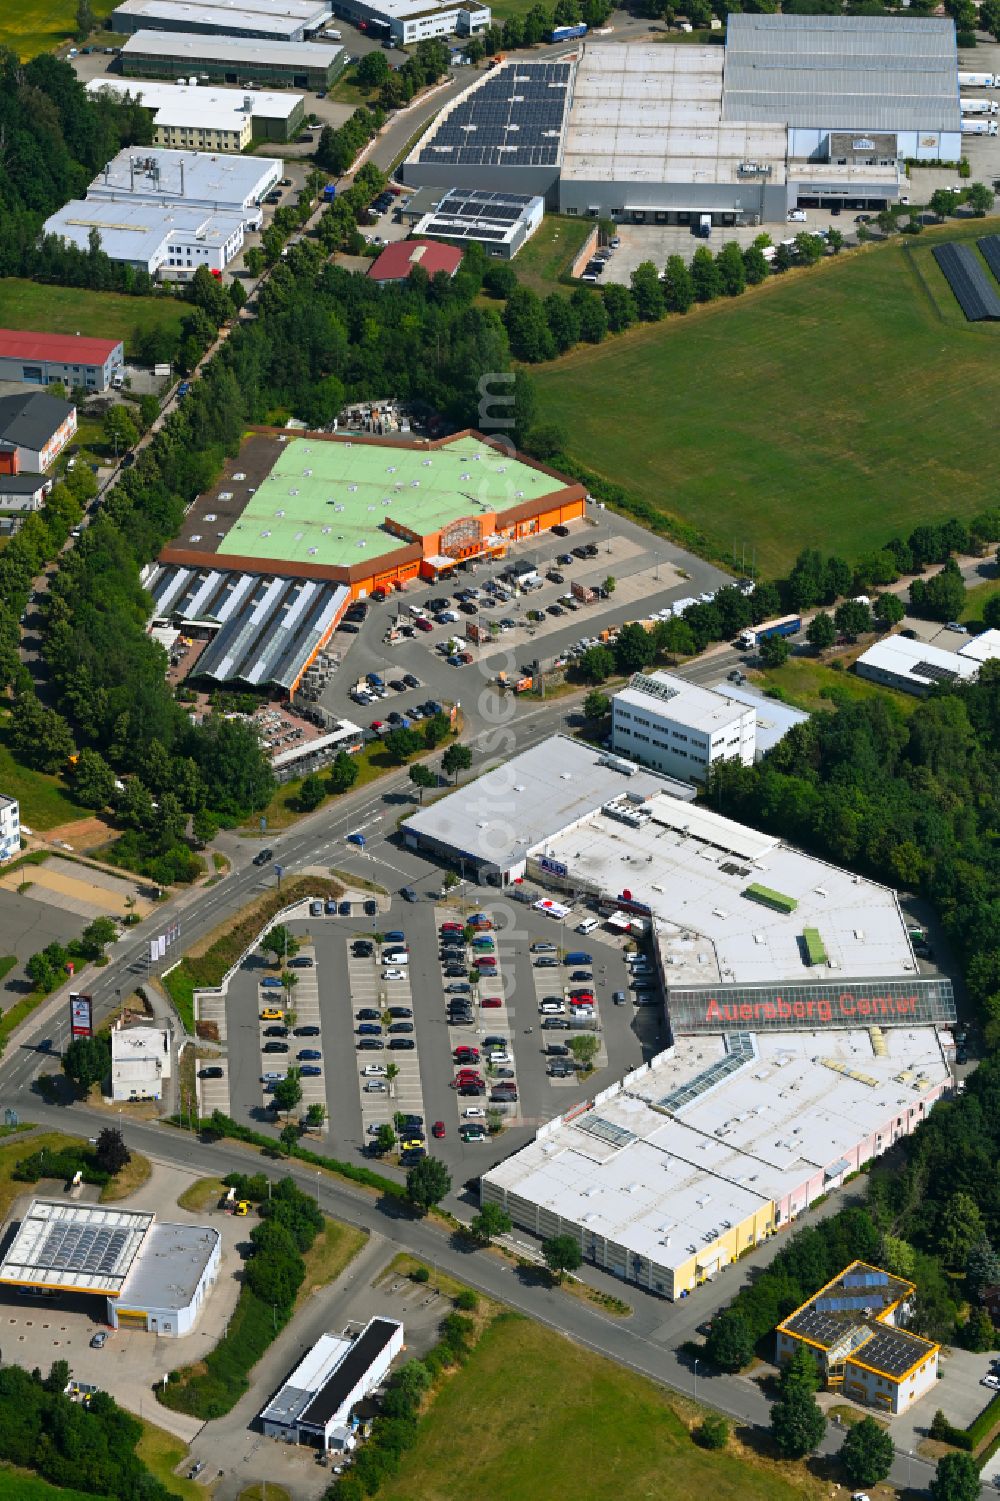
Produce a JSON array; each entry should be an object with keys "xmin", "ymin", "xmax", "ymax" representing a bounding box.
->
[{"xmin": 667, "ymin": 976, "xmax": 956, "ymax": 1035}]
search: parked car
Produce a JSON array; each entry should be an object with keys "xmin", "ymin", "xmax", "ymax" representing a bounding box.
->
[{"xmin": 199, "ymin": 1065, "xmax": 224, "ymax": 1078}]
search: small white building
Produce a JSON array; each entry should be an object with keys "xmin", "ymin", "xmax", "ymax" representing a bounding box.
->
[
  {"xmin": 0, "ymin": 795, "xmax": 20, "ymax": 862},
  {"xmin": 260, "ymin": 1318, "xmax": 404, "ymax": 1449},
  {"xmin": 111, "ymin": 1024, "xmax": 172, "ymax": 1102},
  {"xmin": 611, "ymin": 670, "xmax": 756, "ymax": 783},
  {"xmin": 854, "ymin": 634, "xmax": 980, "ymax": 696},
  {"xmin": 110, "ymin": 1220, "xmax": 221, "ymax": 1335},
  {"xmin": 336, "ymin": 0, "xmax": 490, "ymax": 45},
  {"xmin": 958, "ymin": 628, "xmax": 1000, "ymax": 664}
]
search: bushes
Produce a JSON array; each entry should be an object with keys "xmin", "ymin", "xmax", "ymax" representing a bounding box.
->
[
  {"xmin": 199, "ymin": 1111, "xmax": 407, "ymax": 1201},
  {"xmin": 694, "ymin": 1414, "xmax": 729, "ymax": 1449},
  {"xmin": 931, "ymin": 1409, "xmax": 975, "ymax": 1452},
  {"xmin": 14, "ymin": 1143, "xmax": 111, "ymax": 1188}
]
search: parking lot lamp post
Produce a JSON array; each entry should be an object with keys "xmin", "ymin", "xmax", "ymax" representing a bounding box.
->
[{"xmin": 693, "ymin": 1357, "xmax": 699, "ymax": 1405}]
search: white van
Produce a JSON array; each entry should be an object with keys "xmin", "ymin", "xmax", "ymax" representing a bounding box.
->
[
  {"xmin": 382, "ymin": 949, "xmax": 409, "ymax": 965},
  {"xmin": 540, "ymin": 999, "xmax": 566, "ymax": 1015},
  {"xmin": 575, "ymin": 917, "xmax": 599, "ymax": 936}
]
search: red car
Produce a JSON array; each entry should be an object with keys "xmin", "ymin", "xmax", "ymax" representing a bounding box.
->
[
  {"xmin": 481, "ymin": 996, "xmax": 503, "ymax": 1009},
  {"xmin": 570, "ymin": 997, "xmax": 595, "ymax": 1008},
  {"xmin": 569, "ymin": 990, "xmax": 594, "ymax": 1003},
  {"xmin": 454, "ymin": 1071, "xmax": 484, "ymax": 1087},
  {"xmin": 454, "ymin": 1046, "xmax": 480, "ymax": 1062},
  {"xmin": 476, "ymin": 957, "xmax": 498, "ymax": 970},
  {"xmin": 415, "ymin": 616, "xmax": 434, "ymax": 632},
  {"xmin": 432, "ymin": 1120, "xmax": 446, "ymax": 1139},
  {"xmin": 370, "ymin": 719, "xmax": 384, "ymax": 732},
  {"xmin": 440, "ymin": 921, "xmax": 462, "ymax": 933}
]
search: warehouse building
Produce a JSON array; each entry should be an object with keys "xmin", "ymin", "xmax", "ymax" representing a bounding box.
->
[
  {"xmin": 777, "ymin": 1262, "xmax": 939, "ymax": 1415},
  {"xmin": 0, "ymin": 1200, "xmax": 220, "ymax": 1336},
  {"xmin": 85, "ymin": 148, "xmax": 280, "ymax": 220},
  {"xmin": 120, "ymin": 30, "xmax": 345, "ymax": 90},
  {"xmin": 481, "ymin": 1027, "xmax": 951, "ymax": 1300},
  {"xmin": 110, "ymin": 0, "xmax": 332, "ymax": 43},
  {"xmin": 367, "ymin": 238, "xmax": 463, "ymax": 284},
  {"xmin": 854, "ymin": 634, "xmax": 981, "ymax": 697},
  {"xmin": 407, "ymin": 187, "xmax": 544, "ymax": 259},
  {"xmin": 958, "ymin": 628, "xmax": 1000, "ymax": 665},
  {"xmin": 0, "ymin": 329, "xmax": 124, "ymax": 394},
  {"xmin": 611, "ymin": 671, "xmax": 757, "ymax": 784},
  {"xmin": 157, "ymin": 427, "xmax": 587, "ymax": 604},
  {"xmin": 404, "ymin": 18, "xmax": 960, "ymax": 222},
  {"xmin": 0, "ymin": 392, "xmax": 76, "ymax": 472},
  {"xmin": 87, "ymin": 79, "xmax": 305, "ymax": 146},
  {"xmin": 333, "ymin": 0, "xmax": 489, "ymax": 46},
  {"xmin": 260, "ymin": 1319, "xmax": 404, "ymax": 1449}
]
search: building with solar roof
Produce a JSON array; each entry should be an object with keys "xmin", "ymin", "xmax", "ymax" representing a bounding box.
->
[
  {"xmin": 404, "ymin": 19, "xmax": 960, "ymax": 223},
  {"xmin": 777, "ymin": 1261, "xmax": 939, "ymax": 1414},
  {"xmin": 854, "ymin": 634, "xmax": 981, "ymax": 697},
  {"xmin": 408, "ymin": 188, "xmax": 545, "ymax": 260},
  {"xmin": 480, "ymin": 1027, "xmax": 951, "ymax": 1301},
  {"xmin": 0, "ymin": 1200, "xmax": 220, "ymax": 1336}
]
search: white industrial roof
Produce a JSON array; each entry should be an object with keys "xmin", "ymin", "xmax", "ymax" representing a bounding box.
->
[
  {"xmin": 43, "ymin": 199, "xmax": 245, "ymax": 264},
  {"xmin": 484, "ymin": 1026, "xmax": 948, "ymax": 1272},
  {"xmin": 855, "ymin": 633, "xmax": 980, "ymax": 688},
  {"xmin": 709, "ymin": 680, "xmax": 809, "ymax": 755},
  {"xmin": 536, "ymin": 786, "xmax": 914, "ymax": 985},
  {"xmin": 88, "ymin": 77, "xmax": 303, "ymax": 122},
  {"xmin": 112, "ymin": 1026, "xmax": 169, "ymax": 1063},
  {"xmin": 259, "ymin": 1334, "xmax": 353, "ymax": 1427},
  {"xmin": 121, "ymin": 28, "xmax": 342, "ymax": 65},
  {"xmin": 117, "ymin": 1222, "xmax": 219, "ymax": 1310},
  {"xmin": 403, "ymin": 735, "xmax": 695, "ymax": 874},
  {"xmin": 958, "ymin": 628, "xmax": 1000, "ymax": 663},
  {"xmin": 0, "ymin": 1200, "xmax": 153, "ymax": 1295},
  {"xmin": 111, "ymin": 0, "xmax": 332, "ymax": 39},
  {"xmin": 357, "ymin": 0, "xmax": 486, "ymax": 16},
  {"xmin": 614, "ymin": 670, "xmax": 754, "ymax": 737},
  {"xmin": 87, "ymin": 147, "xmax": 280, "ymax": 210},
  {"xmin": 561, "ymin": 44, "xmax": 787, "ymax": 186}
]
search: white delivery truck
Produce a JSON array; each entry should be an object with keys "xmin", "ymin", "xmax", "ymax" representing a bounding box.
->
[
  {"xmin": 962, "ymin": 118, "xmax": 999, "ymax": 135},
  {"xmin": 960, "ymin": 97, "xmax": 999, "ymax": 115},
  {"xmin": 958, "ymin": 71, "xmax": 996, "ymax": 88}
]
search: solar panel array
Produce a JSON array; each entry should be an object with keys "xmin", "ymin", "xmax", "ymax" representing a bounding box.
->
[
  {"xmin": 815, "ymin": 1293, "xmax": 877, "ymax": 1313},
  {"xmin": 844, "ymin": 1269, "xmax": 889, "ymax": 1289},
  {"xmin": 414, "ymin": 63, "xmax": 571, "ymax": 168},
  {"xmin": 654, "ymin": 1032, "xmax": 754, "ymax": 1113},
  {"xmin": 932, "ymin": 241, "xmax": 1000, "ymax": 322},
  {"xmin": 977, "ymin": 234, "xmax": 1000, "ymax": 283},
  {"xmin": 40, "ymin": 1223, "xmax": 130, "ymax": 1277},
  {"xmin": 575, "ymin": 1114, "xmax": 637, "ymax": 1151},
  {"xmin": 912, "ymin": 659, "xmax": 959, "ymax": 683}
]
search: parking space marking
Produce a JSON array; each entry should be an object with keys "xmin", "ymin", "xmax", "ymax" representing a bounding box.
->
[
  {"xmin": 256, "ymin": 945, "xmax": 327, "ymax": 1117},
  {"xmin": 195, "ymin": 1058, "xmax": 230, "ymax": 1116},
  {"xmin": 349, "ymin": 946, "xmax": 426, "ymax": 1152},
  {"xmin": 437, "ymin": 906, "xmax": 522, "ymax": 1130}
]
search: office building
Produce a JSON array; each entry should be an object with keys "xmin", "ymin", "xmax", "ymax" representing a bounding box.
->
[
  {"xmin": 119, "ymin": 30, "xmax": 346, "ymax": 90},
  {"xmin": 260, "ymin": 1319, "xmax": 404, "ymax": 1448},
  {"xmin": 854, "ymin": 634, "xmax": 980, "ymax": 696},
  {"xmin": 0, "ymin": 329, "xmax": 124, "ymax": 394},
  {"xmin": 777, "ymin": 1262, "xmax": 939, "ymax": 1415},
  {"xmin": 611, "ymin": 670, "xmax": 756, "ymax": 783},
  {"xmin": 110, "ymin": 0, "xmax": 332, "ymax": 43},
  {"xmin": 111, "ymin": 1024, "xmax": 172, "ymax": 1102},
  {"xmin": 0, "ymin": 1200, "xmax": 220, "ymax": 1336},
  {"xmin": 334, "ymin": 0, "xmax": 489, "ymax": 46},
  {"xmin": 0, "ymin": 392, "xmax": 76, "ymax": 472},
  {"xmin": 407, "ymin": 187, "xmax": 544, "ymax": 259},
  {"xmin": 0, "ymin": 796, "xmax": 20, "ymax": 862},
  {"xmin": 87, "ymin": 78, "xmax": 305, "ymax": 145}
]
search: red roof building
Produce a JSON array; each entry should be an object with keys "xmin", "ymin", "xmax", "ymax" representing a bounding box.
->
[
  {"xmin": 0, "ymin": 329, "xmax": 125, "ymax": 394},
  {"xmin": 367, "ymin": 239, "xmax": 464, "ymax": 285}
]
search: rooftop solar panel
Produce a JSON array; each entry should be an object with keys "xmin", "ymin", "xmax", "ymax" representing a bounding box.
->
[
  {"xmin": 912, "ymin": 659, "xmax": 959, "ymax": 682},
  {"xmin": 932, "ymin": 241, "xmax": 1000, "ymax": 321},
  {"xmin": 977, "ymin": 234, "xmax": 1000, "ymax": 284}
]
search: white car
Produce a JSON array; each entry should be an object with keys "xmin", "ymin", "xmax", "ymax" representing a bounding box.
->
[
  {"xmin": 365, "ymin": 1080, "xmax": 388, "ymax": 1093},
  {"xmin": 382, "ymin": 969, "xmax": 406, "ymax": 981},
  {"xmin": 788, "ymin": 209, "xmax": 807, "ymax": 222},
  {"xmin": 463, "ymin": 1106, "xmax": 487, "ymax": 1119},
  {"xmin": 361, "ymin": 1064, "xmax": 387, "ymax": 1077},
  {"xmin": 366, "ymin": 1122, "xmax": 389, "ymax": 1136},
  {"xmin": 981, "ymin": 1375, "xmax": 1000, "ymax": 1390}
]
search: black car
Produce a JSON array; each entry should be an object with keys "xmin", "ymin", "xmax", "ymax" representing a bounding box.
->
[
  {"xmin": 289, "ymin": 956, "xmax": 314, "ymax": 969},
  {"xmin": 294, "ymin": 1025, "xmax": 320, "ymax": 1036},
  {"xmin": 547, "ymin": 604, "xmax": 564, "ymax": 617},
  {"xmin": 459, "ymin": 601, "xmax": 478, "ymax": 615},
  {"xmin": 363, "ymin": 900, "xmax": 378, "ymax": 917},
  {"xmin": 357, "ymin": 1038, "xmax": 383, "ymax": 1051},
  {"xmin": 547, "ymin": 570, "xmax": 564, "ymax": 584},
  {"xmin": 448, "ymin": 1012, "xmax": 474, "ymax": 1026},
  {"xmin": 390, "ymin": 679, "xmax": 407, "ymax": 692},
  {"xmin": 263, "ymin": 1041, "xmax": 289, "ymax": 1053},
  {"xmin": 440, "ymin": 934, "xmax": 464, "ymax": 947},
  {"xmin": 572, "ymin": 545, "xmax": 590, "ymax": 559},
  {"xmin": 263, "ymin": 1025, "xmax": 289, "ymax": 1037},
  {"xmin": 252, "ymin": 848, "xmax": 273, "ymax": 867},
  {"xmin": 458, "ymin": 1083, "xmax": 486, "ymax": 1096},
  {"xmin": 388, "ymin": 1006, "xmax": 413, "ymax": 1018},
  {"xmin": 427, "ymin": 597, "xmax": 449, "ymax": 611},
  {"xmin": 444, "ymin": 964, "xmax": 467, "ymax": 978},
  {"xmin": 199, "ymin": 1065, "xmax": 224, "ymax": 1078},
  {"xmin": 446, "ymin": 982, "xmax": 471, "ymax": 994},
  {"xmin": 583, "ymin": 543, "xmax": 599, "ymax": 557},
  {"xmin": 339, "ymin": 622, "xmax": 360, "ymax": 634},
  {"xmin": 534, "ymin": 956, "xmax": 558, "ymax": 968},
  {"xmin": 542, "ymin": 1018, "xmax": 570, "ymax": 1030},
  {"xmin": 353, "ymin": 941, "xmax": 374, "ymax": 957},
  {"xmin": 388, "ymin": 1038, "xmax": 415, "ymax": 1050},
  {"xmin": 403, "ymin": 673, "xmax": 420, "ymax": 688},
  {"xmin": 552, "ymin": 524, "xmax": 570, "ymax": 537},
  {"xmin": 956, "ymin": 1044, "xmax": 969, "ymax": 1064},
  {"xmin": 389, "ymin": 1022, "xmax": 414, "ymax": 1034},
  {"xmin": 356, "ymin": 1008, "xmax": 380, "ymax": 1021},
  {"xmin": 426, "ymin": 699, "xmax": 444, "ymax": 715},
  {"xmin": 400, "ymin": 1114, "xmax": 424, "ymax": 1129}
]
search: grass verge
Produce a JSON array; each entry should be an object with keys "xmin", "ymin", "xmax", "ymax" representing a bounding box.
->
[
  {"xmin": 960, "ymin": 579, "xmax": 1000, "ymax": 629},
  {"xmin": 162, "ymin": 874, "xmax": 344, "ymax": 1030},
  {"xmin": 0, "ymin": 1132, "xmax": 148, "ymax": 1219},
  {"xmin": 0, "ymin": 716, "xmax": 89, "ymax": 830},
  {"xmin": 376, "ymin": 1313, "xmax": 815, "ymax": 1501},
  {"xmin": 297, "ymin": 1218, "xmax": 368, "ymax": 1305},
  {"xmin": 177, "ymin": 1176, "xmax": 226, "ymax": 1213},
  {"xmin": 0, "ymin": 1468, "xmax": 98, "ymax": 1501},
  {"xmin": 506, "ymin": 214, "xmax": 595, "ymax": 298},
  {"xmin": 747, "ymin": 655, "xmax": 919, "ymax": 716},
  {"xmin": 246, "ymin": 741, "xmax": 408, "ymax": 833},
  {"xmin": 0, "ymin": 279, "xmax": 184, "ymax": 351},
  {"xmin": 100, "ymin": 1149, "xmax": 152, "ymax": 1202},
  {"xmin": 136, "ymin": 1418, "xmax": 207, "ymax": 1501},
  {"xmin": 534, "ymin": 216, "xmax": 1000, "ymax": 576}
]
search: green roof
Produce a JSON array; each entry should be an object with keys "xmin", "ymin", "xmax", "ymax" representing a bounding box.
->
[
  {"xmin": 803, "ymin": 927, "xmax": 827, "ymax": 965},
  {"xmin": 743, "ymin": 882, "xmax": 798, "ymax": 915},
  {"xmin": 218, "ymin": 434, "xmax": 565, "ymax": 569}
]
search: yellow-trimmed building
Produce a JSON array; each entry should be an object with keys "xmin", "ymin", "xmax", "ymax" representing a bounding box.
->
[{"xmin": 776, "ymin": 1261, "xmax": 939, "ymax": 1415}]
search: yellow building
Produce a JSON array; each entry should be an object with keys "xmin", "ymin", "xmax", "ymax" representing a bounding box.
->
[
  {"xmin": 776, "ymin": 1261, "xmax": 939, "ymax": 1415},
  {"xmin": 154, "ymin": 108, "xmax": 252, "ymax": 154}
]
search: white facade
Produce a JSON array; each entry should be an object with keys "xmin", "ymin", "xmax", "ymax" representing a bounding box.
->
[
  {"xmin": 336, "ymin": 0, "xmax": 489, "ymax": 45},
  {"xmin": 109, "ymin": 1221, "xmax": 220, "ymax": 1335},
  {"xmin": 854, "ymin": 634, "xmax": 980, "ymax": 696},
  {"xmin": 111, "ymin": 1024, "xmax": 172, "ymax": 1101},
  {"xmin": 611, "ymin": 671, "xmax": 756, "ymax": 783},
  {"xmin": 260, "ymin": 1319, "xmax": 404, "ymax": 1446},
  {"xmin": 0, "ymin": 795, "xmax": 20, "ymax": 862},
  {"xmin": 43, "ymin": 199, "xmax": 246, "ymax": 280}
]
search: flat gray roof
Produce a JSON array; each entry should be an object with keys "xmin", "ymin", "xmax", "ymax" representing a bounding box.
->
[
  {"xmin": 112, "ymin": 0, "xmax": 331, "ymax": 36},
  {"xmin": 121, "ymin": 28, "xmax": 342, "ymax": 66},
  {"xmin": 0, "ymin": 1200, "xmax": 153, "ymax": 1296},
  {"xmin": 722, "ymin": 14, "xmax": 961, "ymax": 133},
  {"xmin": 118, "ymin": 1221, "xmax": 219, "ymax": 1310},
  {"xmin": 88, "ymin": 147, "xmax": 279, "ymax": 208},
  {"xmin": 43, "ymin": 199, "xmax": 245, "ymax": 264},
  {"xmin": 708, "ymin": 679, "xmax": 809, "ymax": 756},
  {"xmin": 562, "ymin": 44, "xmax": 787, "ymax": 187},
  {"xmin": 403, "ymin": 735, "xmax": 694, "ymax": 873}
]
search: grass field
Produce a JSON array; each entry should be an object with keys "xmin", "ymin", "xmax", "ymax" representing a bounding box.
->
[
  {"xmin": 135, "ymin": 1420, "xmax": 206, "ymax": 1501},
  {"xmin": 749, "ymin": 657, "xmax": 918, "ymax": 717},
  {"xmin": 511, "ymin": 215, "xmax": 595, "ymax": 297},
  {"xmin": 0, "ymin": 0, "xmax": 116, "ymax": 57},
  {"xmin": 534, "ymin": 216, "xmax": 1000, "ymax": 576},
  {"xmin": 378, "ymin": 1314, "xmax": 812, "ymax": 1501},
  {"xmin": 960, "ymin": 579, "xmax": 1000, "ymax": 629},
  {"xmin": 297, "ymin": 1218, "xmax": 368, "ymax": 1305},
  {"xmin": 0, "ymin": 280, "xmax": 184, "ymax": 357},
  {"xmin": 0, "ymin": 717, "xmax": 89, "ymax": 831},
  {"xmin": 0, "ymin": 1468, "xmax": 98, "ymax": 1501}
]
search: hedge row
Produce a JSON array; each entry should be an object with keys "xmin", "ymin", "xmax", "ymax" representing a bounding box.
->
[
  {"xmin": 159, "ymin": 1285, "xmax": 284, "ymax": 1419},
  {"xmin": 201, "ymin": 1111, "xmax": 408, "ymax": 1201}
]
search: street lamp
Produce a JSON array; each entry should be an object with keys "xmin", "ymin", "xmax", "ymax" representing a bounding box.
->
[{"xmin": 693, "ymin": 1357, "xmax": 699, "ymax": 1405}]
